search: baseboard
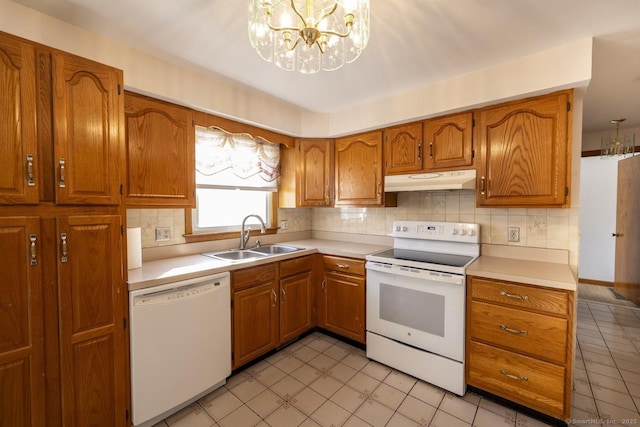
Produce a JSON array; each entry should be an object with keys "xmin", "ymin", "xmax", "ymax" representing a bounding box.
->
[{"xmin": 578, "ymin": 278, "xmax": 614, "ymax": 287}]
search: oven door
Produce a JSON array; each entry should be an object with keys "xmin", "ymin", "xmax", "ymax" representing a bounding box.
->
[{"xmin": 366, "ymin": 261, "xmax": 465, "ymax": 362}]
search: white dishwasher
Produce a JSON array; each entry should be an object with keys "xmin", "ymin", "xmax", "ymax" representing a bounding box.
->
[{"xmin": 129, "ymin": 272, "xmax": 231, "ymax": 427}]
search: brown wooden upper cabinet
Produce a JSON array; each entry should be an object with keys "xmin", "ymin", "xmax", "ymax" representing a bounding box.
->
[
  {"xmin": 53, "ymin": 53, "xmax": 123, "ymax": 206},
  {"xmin": 334, "ymin": 130, "xmax": 384, "ymax": 206},
  {"xmin": 383, "ymin": 122, "xmax": 423, "ymax": 175},
  {"xmin": 279, "ymin": 138, "xmax": 334, "ymax": 207},
  {"xmin": 0, "ymin": 35, "xmax": 38, "ymax": 205},
  {"xmin": 0, "ymin": 33, "xmax": 123, "ymax": 206},
  {"xmin": 383, "ymin": 113, "xmax": 474, "ymax": 177},
  {"xmin": 423, "ymin": 112, "xmax": 474, "ymax": 171},
  {"xmin": 124, "ymin": 92, "xmax": 195, "ymax": 207},
  {"xmin": 476, "ymin": 90, "xmax": 572, "ymax": 207}
]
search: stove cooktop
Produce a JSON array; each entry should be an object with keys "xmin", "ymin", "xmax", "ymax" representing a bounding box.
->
[{"xmin": 370, "ymin": 248, "xmax": 475, "ymax": 268}]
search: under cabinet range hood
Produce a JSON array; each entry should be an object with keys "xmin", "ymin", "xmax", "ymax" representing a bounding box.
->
[{"xmin": 384, "ymin": 169, "xmax": 477, "ymax": 192}]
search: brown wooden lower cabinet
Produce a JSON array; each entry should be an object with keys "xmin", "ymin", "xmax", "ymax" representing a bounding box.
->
[
  {"xmin": 466, "ymin": 275, "xmax": 575, "ymax": 420},
  {"xmin": 232, "ymin": 256, "xmax": 315, "ymax": 369},
  {"xmin": 317, "ymin": 255, "xmax": 366, "ymax": 344},
  {"xmin": 0, "ymin": 213, "xmax": 128, "ymax": 427}
]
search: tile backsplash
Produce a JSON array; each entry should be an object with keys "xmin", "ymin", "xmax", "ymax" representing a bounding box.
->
[{"xmin": 128, "ymin": 190, "xmax": 579, "ymax": 266}]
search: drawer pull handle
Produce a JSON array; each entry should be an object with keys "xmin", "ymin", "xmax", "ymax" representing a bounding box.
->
[
  {"xmin": 272, "ymin": 289, "xmax": 277, "ymax": 307},
  {"xmin": 500, "ymin": 369, "xmax": 528, "ymax": 382},
  {"xmin": 321, "ymin": 280, "xmax": 326, "ymax": 291},
  {"xmin": 500, "ymin": 324, "xmax": 528, "ymax": 336},
  {"xmin": 59, "ymin": 158, "xmax": 66, "ymax": 188},
  {"xmin": 27, "ymin": 154, "xmax": 36, "ymax": 187},
  {"xmin": 499, "ymin": 291, "xmax": 529, "ymax": 301},
  {"xmin": 336, "ymin": 263, "xmax": 349, "ymax": 269}
]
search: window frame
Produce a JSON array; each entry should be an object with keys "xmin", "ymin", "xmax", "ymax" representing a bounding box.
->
[{"xmin": 183, "ymin": 111, "xmax": 294, "ymax": 244}]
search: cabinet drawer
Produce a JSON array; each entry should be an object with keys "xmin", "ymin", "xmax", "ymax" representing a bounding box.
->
[
  {"xmin": 323, "ymin": 256, "xmax": 365, "ymax": 275},
  {"xmin": 280, "ymin": 255, "xmax": 313, "ymax": 278},
  {"xmin": 468, "ymin": 341, "xmax": 566, "ymax": 419},
  {"xmin": 470, "ymin": 301, "xmax": 567, "ymax": 364},
  {"xmin": 232, "ymin": 263, "xmax": 278, "ymax": 291},
  {"xmin": 470, "ymin": 277, "xmax": 568, "ymax": 316}
]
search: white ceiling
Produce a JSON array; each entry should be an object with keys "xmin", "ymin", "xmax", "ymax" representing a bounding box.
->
[{"xmin": 11, "ymin": 0, "xmax": 640, "ymax": 133}]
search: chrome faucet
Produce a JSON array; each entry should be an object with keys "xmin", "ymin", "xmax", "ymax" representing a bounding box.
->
[{"xmin": 239, "ymin": 214, "xmax": 267, "ymax": 249}]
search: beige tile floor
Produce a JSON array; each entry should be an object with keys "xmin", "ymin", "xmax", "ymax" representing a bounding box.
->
[{"xmin": 154, "ymin": 300, "xmax": 640, "ymax": 427}]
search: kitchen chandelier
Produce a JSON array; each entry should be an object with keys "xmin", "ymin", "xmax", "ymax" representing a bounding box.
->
[
  {"xmin": 248, "ymin": 0, "xmax": 370, "ymax": 74},
  {"xmin": 601, "ymin": 118, "xmax": 636, "ymax": 158}
]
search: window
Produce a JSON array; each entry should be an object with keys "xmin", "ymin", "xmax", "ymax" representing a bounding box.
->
[{"xmin": 190, "ymin": 126, "xmax": 280, "ymax": 237}]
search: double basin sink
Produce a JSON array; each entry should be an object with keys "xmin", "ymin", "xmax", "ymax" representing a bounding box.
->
[{"xmin": 202, "ymin": 244, "xmax": 303, "ymax": 262}]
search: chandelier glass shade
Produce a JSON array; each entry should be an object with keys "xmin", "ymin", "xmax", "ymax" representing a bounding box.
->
[
  {"xmin": 248, "ymin": 0, "xmax": 370, "ymax": 74},
  {"xmin": 601, "ymin": 118, "xmax": 636, "ymax": 158}
]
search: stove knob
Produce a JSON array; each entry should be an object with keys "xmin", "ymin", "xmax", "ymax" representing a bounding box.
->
[
  {"xmin": 460, "ymin": 229, "xmax": 467, "ymax": 236},
  {"xmin": 402, "ymin": 226, "xmax": 408, "ymax": 232},
  {"xmin": 395, "ymin": 226, "xmax": 401, "ymax": 232},
  {"xmin": 452, "ymin": 229, "xmax": 458, "ymax": 235},
  {"xmin": 469, "ymin": 229, "xmax": 476, "ymax": 236}
]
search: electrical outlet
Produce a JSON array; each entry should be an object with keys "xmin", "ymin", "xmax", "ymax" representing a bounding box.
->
[
  {"xmin": 508, "ymin": 227, "xmax": 520, "ymax": 242},
  {"xmin": 280, "ymin": 220, "xmax": 288, "ymax": 230},
  {"xmin": 155, "ymin": 227, "xmax": 171, "ymax": 241}
]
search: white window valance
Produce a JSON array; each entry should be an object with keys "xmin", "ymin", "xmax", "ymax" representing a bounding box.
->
[{"xmin": 195, "ymin": 126, "xmax": 280, "ymax": 190}]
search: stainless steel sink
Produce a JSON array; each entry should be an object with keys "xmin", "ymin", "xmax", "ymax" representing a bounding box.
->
[
  {"xmin": 202, "ymin": 250, "xmax": 268, "ymax": 262},
  {"xmin": 202, "ymin": 244, "xmax": 302, "ymax": 262},
  {"xmin": 250, "ymin": 244, "xmax": 302, "ymax": 255}
]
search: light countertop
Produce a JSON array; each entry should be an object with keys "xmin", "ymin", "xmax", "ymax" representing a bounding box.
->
[
  {"xmin": 467, "ymin": 253, "xmax": 577, "ymax": 291},
  {"xmin": 127, "ymin": 239, "xmax": 390, "ymax": 291}
]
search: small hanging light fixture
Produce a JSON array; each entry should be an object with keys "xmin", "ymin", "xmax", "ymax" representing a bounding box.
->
[
  {"xmin": 601, "ymin": 118, "xmax": 636, "ymax": 158},
  {"xmin": 248, "ymin": 0, "xmax": 370, "ymax": 74}
]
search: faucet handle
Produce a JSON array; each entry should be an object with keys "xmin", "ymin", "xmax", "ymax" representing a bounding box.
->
[{"xmin": 255, "ymin": 240, "xmax": 261, "ymax": 247}]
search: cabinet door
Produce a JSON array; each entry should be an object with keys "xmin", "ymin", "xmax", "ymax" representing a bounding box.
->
[
  {"xmin": 424, "ymin": 112, "xmax": 474, "ymax": 171},
  {"xmin": 298, "ymin": 139, "xmax": 333, "ymax": 207},
  {"xmin": 335, "ymin": 131, "xmax": 383, "ymax": 206},
  {"xmin": 280, "ymin": 270, "xmax": 313, "ymax": 344},
  {"xmin": 124, "ymin": 92, "xmax": 195, "ymax": 207},
  {"xmin": 53, "ymin": 53, "xmax": 123, "ymax": 205},
  {"xmin": 0, "ymin": 35, "xmax": 38, "ymax": 204},
  {"xmin": 0, "ymin": 217, "xmax": 45, "ymax": 427},
  {"xmin": 56, "ymin": 215, "xmax": 126, "ymax": 427},
  {"xmin": 384, "ymin": 123, "xmax": 423, "ymax": 175},
  {"xmin": 477, "ymin": 91, "xmax": 571, "ymax": 207},
  {"xmin": 321, "ymin": 271, "xmax": 365, "ymax": 343},
  {"xmin": 233, "ymin": 283, "xmax": 279, "ymax": 369}
]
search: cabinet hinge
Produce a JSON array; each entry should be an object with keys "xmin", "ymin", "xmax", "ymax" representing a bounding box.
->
[
  {"xmin": 117, "ymin": 84, "xmax": 121, "ymax": 95},
  {"xmin": 123, "ymin": 318, "xmax": 127, "ymax": 329},
  {"xmin": 192, "ymin": 118, "xmax": 195, "ymax": 127},
  {"xmin": 472, "ymin": 150, "xmax": 475, "ymax": 159},
  {"xmin": 565, "ymin": 186, "xmax": 569, "ymax": 196},
  {"xmin": 120, "ymin": 184, "xmax": 123, "ymax": 195},
  {"xmin": 472, "ymin": 118, "xmax": 475, "ymax": 127},
  {"xmin": 126, "ymin": 409, "xmax": 129, "ymax": 421},
  {"xmin": 567, "ymin": 101, "xmax": 571, "ymax": 112},
  {"xmin": 121, "ymin": 225, "xmax": 125, "ymax": 236}
]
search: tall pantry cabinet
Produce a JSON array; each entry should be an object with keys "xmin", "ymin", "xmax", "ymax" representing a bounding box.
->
[{"xmin": 0, "ymin": 31, "xmax": 128, "ymax": 427}]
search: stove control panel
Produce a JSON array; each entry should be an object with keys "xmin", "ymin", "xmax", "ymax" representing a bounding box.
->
[{"xmin": 392, "ymin": 221, "xmax": 480, "ymax": 243}]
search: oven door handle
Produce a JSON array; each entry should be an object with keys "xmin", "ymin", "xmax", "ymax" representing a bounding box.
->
[{"xmin": 365, "ymin": 261, "xmax": 464, "ymax": 285}]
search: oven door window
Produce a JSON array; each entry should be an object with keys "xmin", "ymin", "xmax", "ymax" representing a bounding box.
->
[{"xmin": 380, "ymin": 284, "xmax": 445, "ymax": 337}]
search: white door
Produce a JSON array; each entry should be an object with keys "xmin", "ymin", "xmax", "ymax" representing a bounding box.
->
[{"xmin": 579, "ymin": 156, "xmax": 618, "ymax": 283}]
